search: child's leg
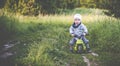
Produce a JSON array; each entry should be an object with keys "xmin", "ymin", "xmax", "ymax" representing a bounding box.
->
[
  {"xmin": 69, "ymin": 38, "xmax": 76, "ymax": 52},
  {"xmin": 81, "ymin": 36, "xmax": 91, "ymax": 52}
]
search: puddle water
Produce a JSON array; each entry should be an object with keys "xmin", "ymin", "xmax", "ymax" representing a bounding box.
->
[
  {"xmin": 0, "ymin": 41, "xmax": 17, "ymax": 66},
  {"xmin": 3, "ymin": 44, "xmax": 15, "ymax": 51},
  {"xmin": 0, "ymin": 43, "xmax": 15, "ymax": 58},
  {"xmin": 0, "ymin": 52, "xmax": 13, "ymax": 59}
]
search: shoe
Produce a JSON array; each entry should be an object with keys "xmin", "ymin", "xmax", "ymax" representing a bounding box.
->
[{"xmin": 87, "ymin": 48, "xmax": 92, "ymax": 53}]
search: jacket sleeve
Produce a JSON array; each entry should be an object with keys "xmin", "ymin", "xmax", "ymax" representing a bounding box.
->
[
  {"xmin": 69, "ymin": 26, "xmax": 74, "ymax": 34},
  {"xmin": 82, "ymin": 24, "xmax": 88, "ymax": 34}
]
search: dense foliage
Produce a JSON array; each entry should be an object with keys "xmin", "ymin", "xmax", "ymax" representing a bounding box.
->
[{"xmin": 0, "ymin": 0, "xmax": 120, "ymax": 17}]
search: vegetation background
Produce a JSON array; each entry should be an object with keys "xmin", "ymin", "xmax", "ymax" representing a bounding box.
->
[{"xmin": 0, "ymin": 0, "xmax": 120, "ymax": 66}]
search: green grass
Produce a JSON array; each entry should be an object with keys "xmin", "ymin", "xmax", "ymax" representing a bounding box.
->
[
  {"xmin": 87, "ymin": 17, "xmax": 120, "ymax": 66},
  {"xmin": 60, "ymin": 8, "xmax": 105, "ymax": 15},
  {"xmin": 0, "ymin": 8, "xmax": 120, "ymax": 66}
]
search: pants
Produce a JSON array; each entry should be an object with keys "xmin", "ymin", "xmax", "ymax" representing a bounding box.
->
[{"xmin": 69, "ymin": 36, "xmax": 89, "ymax": 47}]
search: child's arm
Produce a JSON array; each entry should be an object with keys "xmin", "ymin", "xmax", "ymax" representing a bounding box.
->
[
  {"xmin": 82, "ymin": 24, "xmax": 88, "ymax": 35},
  {"xmin": 69, "ymin": 26, "xmax": 75, "ymax": 37},
  {"xmin": 69, "ymin": 26, "xmax": 79, "ymax": 37}
]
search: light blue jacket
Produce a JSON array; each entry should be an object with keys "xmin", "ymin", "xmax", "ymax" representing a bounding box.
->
[{"xmin": 69, "ymin": 23, "xmax": 88, "ymax": 36}]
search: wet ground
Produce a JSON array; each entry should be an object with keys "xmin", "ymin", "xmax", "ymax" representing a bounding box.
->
[{"xmin": 0, "ymin": 41, "xmax": 17, "ymax": 66}]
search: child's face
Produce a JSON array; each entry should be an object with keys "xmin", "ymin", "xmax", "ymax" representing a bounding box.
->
[{"xmin": 74, "ymin": 18, "xmax": 81, "ymax": 24}]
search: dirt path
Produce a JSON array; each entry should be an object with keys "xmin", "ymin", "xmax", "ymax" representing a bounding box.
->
[
  {"xmin": 82, "ymin": 56, "xmax": 90, "ymax": 66},
  {"xmin": 82, "ymin": 52, "xmax": 99, "ymax": 66}
]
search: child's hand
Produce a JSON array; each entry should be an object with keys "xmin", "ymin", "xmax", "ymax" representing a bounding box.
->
[
  {"xmin": 82, "ymin": 33, "xmax": 86, "ymax": 36},
  {"xmin": 71, "ymin": 34, "xmax": 75, "ymax": 37},
  {"xmin": 71, "ymin": 34, "xmax": 81, "ymax": 38},
  {"xmin": 71, "ymin": 34, "xmax": 77, "ymax": 37}
]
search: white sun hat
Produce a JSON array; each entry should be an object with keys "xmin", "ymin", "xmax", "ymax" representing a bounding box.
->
[{"xmin": 74, "ymin": 14, "xmax": 82, "ymax": 20}]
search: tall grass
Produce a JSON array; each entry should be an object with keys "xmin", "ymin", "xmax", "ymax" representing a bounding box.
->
[
  {"xmin": 0, "ymin": 8, "xmax": 120, "ymax": 66},
  {"xmin": 88, "ymin": 17, "xmax": 120, "ymax": 66}
]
